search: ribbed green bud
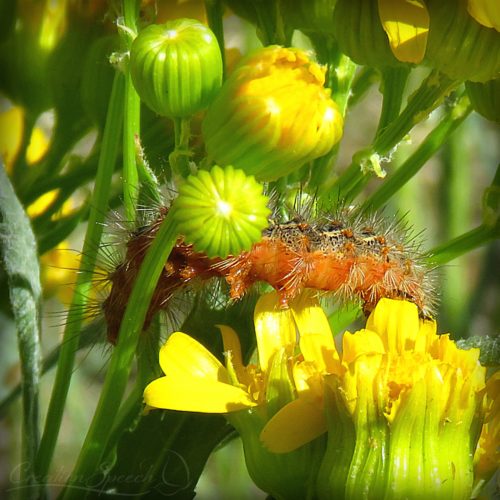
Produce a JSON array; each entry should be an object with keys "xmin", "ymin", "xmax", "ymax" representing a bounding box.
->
[
  {"xmin": 333, "ymin": 0, "xmax": 402, "ymax": 68},
  {"xmin": 129, "ymin": 19, "xmax": 223, "ymax": 118},
  {"xmin": 202, "ymin": 46, "xmax": 343, "ymax": 182},
  {"xmin": 174, "ymin": 165, "xmax": 270, "ymax": 258},
  {"xmin": 466, "ymin": 78, "xmax": 500, "ymax": 123},
  {"xmin": 425, "ymin": 0, "xmax": 500, "ymax": 82}
]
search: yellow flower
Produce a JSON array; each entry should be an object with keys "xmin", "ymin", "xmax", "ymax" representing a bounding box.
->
[
  {"xmin": 324, "ymin": 299, "xmax": 486, "ymax": 498},
  {"xmin": 202, "ymin": 46, "xmax": 343, "ymax": 181},
  {"xmin": 144, "ymin": 290, "xmax": 337, "ymax": 419},
  {"xmin": 144, "ymin": 290, "xmax": 339, "ymax": 498}
]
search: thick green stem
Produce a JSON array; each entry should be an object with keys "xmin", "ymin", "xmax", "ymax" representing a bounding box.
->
[
  {"xmin": 61, "ymin": 209, "xmax": 179, "ymax": 499},
  {"xmin": 362, "ymin": 94, "xmax": 472, "ymax": 211},
  {"xmin": 34, "ymin": 72, "xmax": 124, "ymax": 486}
]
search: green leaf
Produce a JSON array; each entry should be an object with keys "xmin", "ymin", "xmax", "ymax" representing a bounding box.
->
[{"xmin": 0, "ymin": 161, "xmax": 41, "ymax": 499}]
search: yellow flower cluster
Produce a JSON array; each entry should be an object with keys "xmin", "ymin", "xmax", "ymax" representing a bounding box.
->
[{"xmin": 144, "ymin": 294, "xmax": 497, "ymax": 498}]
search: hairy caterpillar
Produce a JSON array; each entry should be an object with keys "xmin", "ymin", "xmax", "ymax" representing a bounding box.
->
[{"xmin": 102, "ymin": 206, "xmax": 437, "ymax": 344}]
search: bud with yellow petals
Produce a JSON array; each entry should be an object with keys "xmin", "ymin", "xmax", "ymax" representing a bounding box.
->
[
  {"xmin": 425, "ymin": 0, "xmax": 500, "ymax": 82},
  {"xmin": 202, "ymin": 46, "xmax": 343, "ymax": 182}
]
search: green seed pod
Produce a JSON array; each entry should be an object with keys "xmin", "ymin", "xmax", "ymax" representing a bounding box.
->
[
  {"xmin": 425, "ymin": 0, "xmax": 500, "ymax": 82},
  {"xmin": 466, "ymin": 78, "xmax": 500, "ymax": 123},
  {"xmin": 129, "ymin": 19, "xmax": 223, "ymax": 118},
  {"xmin": 174, "ymin": 165, "xmax": 270, "ymax": 258}
]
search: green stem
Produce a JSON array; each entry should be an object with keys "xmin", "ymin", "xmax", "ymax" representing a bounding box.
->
[
  {"xmin": 309, "ymin": 37, "xmax": 356, "ymax": 190},
  {"xmin": 169, "ymin": 117, "xmax": 192, "ymax": 179},
  {"xmin": 34, "ymin": 72, "xmax": 124, "ymax": 487},
  {"xmin": 121, "ymin": 0, "xmax": 140, "ymax": 222},
  {"xmin": 375, "ymin": 66, "xmax": 410, "ymax": 139},
  {"xmin": 362, "ymin": 94, "xmax": 472, "ymax": 211},
  {"xmin": 12, "ymin": 110, "xmax": 37, "ymax": 185},
  {"xmin": 61, "ymin": 209, "xmax": 179, "ymax": 499},
  {"xmin": 0, "ymin": 320, "xmax": 104, "ymax": 418},
  {"xmin": 123, "ymin": 72, "xmax": 140, "ymax": 221},
  {"xmin": 348, "ymin": 67, "xmax": 379, "ymax": 108},
  {"xmin": 429, "ymin": 224, "xmax": 496, "ymax": 265},
  {"xmin": 331, "ymin": 70, "xmax": 458, "ymax": 200}
]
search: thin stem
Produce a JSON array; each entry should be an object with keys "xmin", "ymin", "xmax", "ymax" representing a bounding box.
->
[
  {"xmin": 12, "ymin": 110, "xmax": 37, "ymax": 185},
  {"xmin": 169, "ymin": 117, "xmax": 192, "ymax": 179},
  {"xmin": 330, "ymin": 70, "xmax": 458, "ymax": 200},
  {"xmin": 362, "ymin": 94, "xmax": 472, "ymax": 211},
  {"xmin": 122, "ymin": 0, "xmax": 140, "ymax": 222},
  {"xmin": 309, "ymin": 37, "xmax": 356, "ymax": 190},
  {"xmin": 348, "ymin": 67, "xmax": 379, "ymax": 108},
  {"xmin": 61, "ymin": 209, "xmax": 179, "ymax": 499},
  {"xmin": 374, "ymin": 66, "xmax": 410, "ymax": 139},
  {"xmin": 429, "ymin": 224, "xmax": 496, "ymax": 265},
  {"xmin": 34, "ymin": 72, "xmax": 124, "ymax": 486}
]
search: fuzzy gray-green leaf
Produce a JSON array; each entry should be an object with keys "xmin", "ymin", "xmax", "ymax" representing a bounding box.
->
[{"xmin": 0, "ymin": 161, "xmax": 41, "ymax": 499}]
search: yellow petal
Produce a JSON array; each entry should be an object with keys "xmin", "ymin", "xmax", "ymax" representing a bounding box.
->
[
  {"xmin": 159, "ymin": 332, "xmax": 229, "ymax": 383},
  {"xmin": 378, "ymin": 0, "xmax": 429, "ymax": 63},
  {"xmin": 468, "ymin": 0, "xmax": 500, "ymax": 31},
  {"xmin": 291, "ymin": 290, "xmax": 340, "ymax": 373},
  {"xmin": 218, "ymin": 324, "xmax": 244, "ymax": 371},
  {"xmin": 342, "ymin": 329, "xmax": 386, "ymax": 365},
  {"xmin": 144, "ymin": 376, "xmax": 256, "ymax": 413},
  {"xmin": 366, "ymin": 298, "xmax": 420, "ymax": 354},
  {"xmin": 254, "ymin": 291, "xmax": 296, "ymax": 373},
  {"xmin": 260, "ymin": 398, "xmax": 327, "ymax": 453}
]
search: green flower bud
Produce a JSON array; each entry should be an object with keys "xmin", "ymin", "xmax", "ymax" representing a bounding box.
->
[
  {"xmin": 174, "ymin": 165, "xmax": 270, "ymax": 258},
  {"xmin": 202, "ymin": 46, "xmax": 343, "ymax": 182},
  {"xmin": 466, "ymin": 78, "xmax": 500, "ymax": 123},
  {"xmin": 129, "ymin": 19, "xmax": 223, "ymax": 118},
  {"xmin": 333, "ymin": 0, "xmax": 403, "ymax": 68},
  {"xmin": 425, "ymin": 0, "xmax": 500, "ymax": 82}
]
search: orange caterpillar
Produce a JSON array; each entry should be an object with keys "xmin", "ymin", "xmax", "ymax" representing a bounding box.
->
[{"xmin": 103, "ymin": 208, "xmax": 437, "ymax": 344}]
